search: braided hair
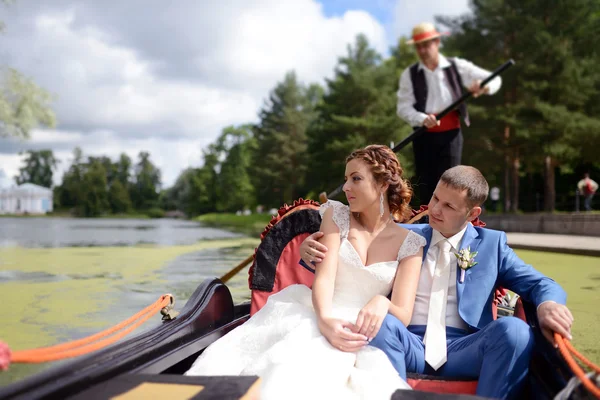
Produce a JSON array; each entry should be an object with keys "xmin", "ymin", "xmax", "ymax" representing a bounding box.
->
[{"xmin": 346, "ymin": 145, "xmax": 413, "ymax": 222}]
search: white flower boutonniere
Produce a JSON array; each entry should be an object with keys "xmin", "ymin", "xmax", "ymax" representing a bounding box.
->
[{"xmin": 454, "ymin": 247, "xmax": 478, "ymax": 283}]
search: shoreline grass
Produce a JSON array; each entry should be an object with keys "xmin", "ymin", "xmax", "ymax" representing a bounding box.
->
[{"xmin": 195, "ymin": 212, "xmax": 272, "ymax": 237}]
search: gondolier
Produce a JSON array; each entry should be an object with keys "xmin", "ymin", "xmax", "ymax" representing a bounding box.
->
[{"xmin": 397, "ymin": 22, "xmax": 502, "ymax": 204}]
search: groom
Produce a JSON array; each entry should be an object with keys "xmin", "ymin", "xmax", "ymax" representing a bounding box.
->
[{"xmin": 299, "ymin": 165, "xmax": 573, "ymax": 399}]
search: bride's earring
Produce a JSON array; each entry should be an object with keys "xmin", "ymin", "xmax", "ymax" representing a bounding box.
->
[{"xmin": 379, "ymin": 193, "xmax": 384, "ymax": 217}]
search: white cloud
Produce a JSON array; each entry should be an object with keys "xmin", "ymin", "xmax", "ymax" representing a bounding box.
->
[{"xmin": 1, "ymin": 0, "xmax": 389, "ymax": 187}]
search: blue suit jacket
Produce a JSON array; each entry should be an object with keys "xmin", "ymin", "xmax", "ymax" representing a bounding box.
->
[{"xmin": 400, "ymin": 223, "xmax": 567, "ymax": 330}]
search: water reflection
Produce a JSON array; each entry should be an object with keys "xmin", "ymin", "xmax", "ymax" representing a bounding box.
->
[{"xmin": 161, "ymin": 245, "xmax": 253, "ymax": 304}]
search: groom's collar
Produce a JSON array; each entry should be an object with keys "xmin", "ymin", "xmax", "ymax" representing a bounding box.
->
[{"xmin": 430, "ymin": 224, "xmax": 468, "ymax": 252}]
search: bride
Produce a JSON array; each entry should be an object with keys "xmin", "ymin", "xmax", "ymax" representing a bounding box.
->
[{"xmin": 185, "ymin": 145, "xmax": 426, "ymax": 399}]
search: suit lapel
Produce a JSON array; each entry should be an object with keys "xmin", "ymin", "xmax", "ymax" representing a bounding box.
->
[
  {"xmin": 456, "ymin": 224, "xmax": 481, "ymax": 304},
  {"xmin": 421, "ymin": 225, "xmax": 433, "ymax": 262}
]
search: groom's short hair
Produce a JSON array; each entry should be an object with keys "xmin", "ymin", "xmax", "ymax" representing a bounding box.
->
[{"xmin": 440, "ymin": 166, "xmax": 489, "ymax": 207}]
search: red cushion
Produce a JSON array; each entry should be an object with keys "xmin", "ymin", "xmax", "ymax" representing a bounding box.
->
[
  {"xmin": 408, "ymin": 377, "xmax": 478, "ymax": 394},
  {"xmin": 250, "ymin": 233, "xmax": 316, "ymax": 316}
]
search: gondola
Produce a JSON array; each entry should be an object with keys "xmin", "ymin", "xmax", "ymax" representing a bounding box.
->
[{"xmin": 0, "ymin": 201, "xmax": 596, "ymax": 400}]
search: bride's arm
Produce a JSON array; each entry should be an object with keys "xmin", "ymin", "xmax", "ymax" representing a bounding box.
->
[
  {"xmin": 312, "ymin": 207, "xmax": 368, "ymax": 351},
  {"xmin": 355, "ymin": 247, "xmax": 422, "ymax": 338},
  {"xmin": 311, "ymin": 207, "xmax": 341, "ymax": 320},
  {"xmin": 387, "ymin": 249, "xmax": 423, "ymax": 325}
]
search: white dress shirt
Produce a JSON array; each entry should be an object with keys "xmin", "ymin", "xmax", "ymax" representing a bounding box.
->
[
  {"xmin": 397, "ymin": 54, "xmax": 502, "ymax": 127},
  {"xmin": 411, "ymin": 225, "xmax": 469, "ymax": 331}
]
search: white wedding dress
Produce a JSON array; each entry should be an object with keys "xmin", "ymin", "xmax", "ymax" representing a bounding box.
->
[{"xmin": 185, "ymin": 200, "xmax": 426, "ymax": 399}]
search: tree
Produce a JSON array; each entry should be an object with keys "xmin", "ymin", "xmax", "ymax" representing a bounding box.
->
[
  {"xmin": 14, "ymin": 149, "xmax": 58, "ymax": 188},
  {"xmin": 131, "ymin": 151, "xmax": 161, "ymax": 210},
  {"xmin": 82, "ymin": 159, "xmax": 109, "ymax": 217},
  {"xmin": 115, "ymin": 153, "xmax": 132, "ymax": 186},
  {"xmin": 107, "ymin": 153, "xmax": 133, "ymax": 213},
  {"xmin": 55, "ymin": 149, "xmax": 144, "ymax": 216},
  {"xmin": 108, "ymin": 180, "xmax": 132, "ymax": 214},
  {"xmin": 166, "ymin": 167, "xmax": 207, "ymax": 216},
  {"xmin": 217, "ymin": 126, "xmax": 257, "ymax": 212},
  {"xmin": 252, "ymin": 71, "xmax": 322, "ymax": 207},
  {"xmin": 57, "ymin": 147, "xmax": 86, "ymax": 213},
  {"xmin": 438, "ymin": 0, "xmax": 600, "ymax": 211},
  {"xmin": 305, "ymin": 34, "xmax": 415, "ymax": 199},
  {"xmin": 1, "ymin": 2, "xmax": 56, "ymax": 139},
  {"xmin": 88, "ymin": 156, "xmax": 117, "ymax": 186}
]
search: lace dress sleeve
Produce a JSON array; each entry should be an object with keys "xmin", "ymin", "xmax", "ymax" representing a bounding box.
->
[
  {"xmin": 319, "ymin": 200, "xmax": 350, "ymax": 238},
  {"xmin": 396, "ymin": 230, "xmax": 427, "ymax": 261}
]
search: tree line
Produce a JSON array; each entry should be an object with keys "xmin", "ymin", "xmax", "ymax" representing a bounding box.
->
[
  {"xmin": 166, "ymin": 0, "xmax": 600, "ymax": 215},
  {"xmin": 13, "ymin": 148, "xmax": 162, "ymax": 217},
  {"xmin": 6, "ymin": 0, "xmax": 600, "ymax": 216}
]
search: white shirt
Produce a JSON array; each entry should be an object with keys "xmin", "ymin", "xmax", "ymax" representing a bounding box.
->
[
  {"xmin": 397, "ymin": 54, "xmax": 502, "ymax": 127},
  {"xmin": 577, "ymin": 178, "xmax": 598, "ymax": 194},
  {"xmin": 410, "ymin": 226, "xmax": 469, "ymax": 331}
]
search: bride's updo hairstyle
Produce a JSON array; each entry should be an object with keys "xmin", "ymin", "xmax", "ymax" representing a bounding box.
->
[{"xmin": 346, "ymin": 145, "xmax": 413, "ymax": 222}]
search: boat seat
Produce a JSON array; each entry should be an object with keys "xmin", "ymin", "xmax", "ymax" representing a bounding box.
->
[{"xmin": 247, "ymin": 199, "xmax": 526, "ymax": 395}]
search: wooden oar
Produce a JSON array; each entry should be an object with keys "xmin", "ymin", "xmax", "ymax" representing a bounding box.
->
[{"xmin": 220, "ymin": 254, "xmax": 255, "ymax": 284}]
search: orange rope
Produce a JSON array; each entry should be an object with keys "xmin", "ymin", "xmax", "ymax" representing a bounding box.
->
[
  {"xmin": 554, "ymin": 333, "xmax": 600, "ymax": 398},
  {"xmin": 564, "ymin": 340, "xmax": 600, "ymax": 374},
  {"xmin": 10, "ymin": 294, "xmax": 172, "ymax": 364}
]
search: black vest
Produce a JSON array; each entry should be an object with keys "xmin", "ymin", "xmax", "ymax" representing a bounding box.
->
[{"xmin": 409, "ymin": 58, "xmax": 470, "ymax": 127}]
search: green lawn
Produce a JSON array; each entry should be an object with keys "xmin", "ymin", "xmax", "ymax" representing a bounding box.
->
[{"xmin": 515, "ymin": 250, "xmax": 600, "ymax": 364}]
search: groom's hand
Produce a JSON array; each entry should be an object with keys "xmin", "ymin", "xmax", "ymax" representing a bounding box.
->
[
  {"xmin": 318, "ymin": 317, "xmax": 368, "ymax": 353},
  {"xmin": 537, "ymin": 301, "xmax": 574, "ymax": 347},
  {"xmin": 354, "ymin": 295, "xmax": 390, "ymax": 340},
  {"xmin": 300, "ymin": 232, "xmax": 327, "ymax": 266}
]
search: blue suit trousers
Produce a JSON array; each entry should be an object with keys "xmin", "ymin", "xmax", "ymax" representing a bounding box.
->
[{"xmin": 369, "ymin": 314, "xmax": 534, "ymax": 399}]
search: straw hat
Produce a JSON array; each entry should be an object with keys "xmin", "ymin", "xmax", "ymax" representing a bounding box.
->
[{"xmin": 406, "ymin": 22, "xmax": 448, "ymax": 45}]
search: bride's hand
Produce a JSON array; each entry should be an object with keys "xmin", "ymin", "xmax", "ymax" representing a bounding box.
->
[
  {"xmin": 318, "ymin": 317, "xmax": 369, "ymax": 352},
  {"xmin": 355, "ymin": 295, "xmax": 390, "ymax": 339}
]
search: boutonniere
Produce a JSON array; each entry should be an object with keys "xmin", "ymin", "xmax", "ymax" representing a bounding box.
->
[{"xmin": 454, "ymin": 247, "xmax": 478, "ymax": 283}]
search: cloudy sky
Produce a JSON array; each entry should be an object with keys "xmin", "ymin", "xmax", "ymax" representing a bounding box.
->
[{"xmin": 0, "ymin": 0, "xmax": 470, "ymax": 188}]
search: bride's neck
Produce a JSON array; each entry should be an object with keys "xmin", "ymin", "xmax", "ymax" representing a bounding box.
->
[{"xmin": 357, "ymin": 205, "xmax": 391, "ymax": 233}]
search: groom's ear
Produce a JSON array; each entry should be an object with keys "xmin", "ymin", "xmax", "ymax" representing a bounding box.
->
[{"xmin": 467, "ymin": 206, "xmax": 482, "ymax": 222}]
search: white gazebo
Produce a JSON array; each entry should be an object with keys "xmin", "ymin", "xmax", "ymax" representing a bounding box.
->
[{"xmin": 0, "ymin": 183, "xmax": 53, "ymax": 215}]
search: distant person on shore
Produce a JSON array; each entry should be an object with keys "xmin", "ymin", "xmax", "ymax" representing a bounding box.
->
[{"xmin": 577, "ymin": 173, "xmax": 598, "ymax": 211}]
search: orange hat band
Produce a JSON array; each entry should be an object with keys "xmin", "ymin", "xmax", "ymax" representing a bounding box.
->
[{"xmin": 412, "ymin": 31, "xmax": 440, "ymax": 43}]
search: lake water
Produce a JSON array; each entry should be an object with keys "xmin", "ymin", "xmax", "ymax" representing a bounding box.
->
[
  {"xmin": 0, "ymin": 217, "xmax": 242, "ymax": 247},
  {"xmin": 0, "ymin": 217, "xmax": 260, "ymax": 386}
]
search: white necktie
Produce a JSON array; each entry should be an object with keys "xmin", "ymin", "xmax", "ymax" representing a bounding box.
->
[{"xmin": 424, "ymin": 239, "xmax": 453, "ymax": 370}]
